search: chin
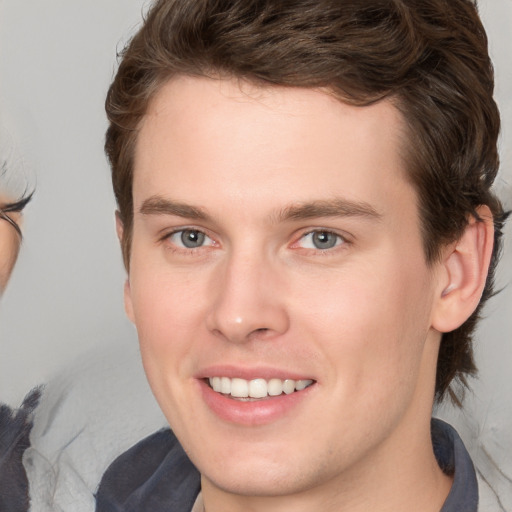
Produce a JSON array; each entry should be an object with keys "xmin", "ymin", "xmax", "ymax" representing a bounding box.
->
[
  {"xmin": 192, "ymin": 437, "xmax": 337, "ymax": 500},
  {"xmin": 202, "ymin": 463, "xmax": 313, "ymax": 498}
]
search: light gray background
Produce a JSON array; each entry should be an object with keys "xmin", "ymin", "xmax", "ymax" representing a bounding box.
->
[{"xmin": 0, "ymin": 0, "xmax": 511, "ymax": 413}]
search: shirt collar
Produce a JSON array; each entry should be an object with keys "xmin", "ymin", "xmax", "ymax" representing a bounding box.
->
[{"xmin": 432, "ymin": 418, "xmax": 478, "ymax": 512}]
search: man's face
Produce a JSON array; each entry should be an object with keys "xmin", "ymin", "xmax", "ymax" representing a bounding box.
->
[{"xmin": 126, "ymin": 76, "xmax": 445, "ymax": 498}]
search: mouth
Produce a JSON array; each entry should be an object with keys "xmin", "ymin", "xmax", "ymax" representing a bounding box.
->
[{"xmin": 207, "ymin": 376, "xmax": 315, "ymax": 401}]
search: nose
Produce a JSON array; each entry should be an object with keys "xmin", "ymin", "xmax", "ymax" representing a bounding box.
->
[{"xmin": 206, "ymin": 251, "xmax": 290, "ymax": 344}]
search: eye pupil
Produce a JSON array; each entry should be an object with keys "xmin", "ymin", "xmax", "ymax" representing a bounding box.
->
[
  {"xmin": 312, "ymin": 231, "xmax": 337, "ymax": 249},
  {"xmin": 181, "ymin": 229, "xmax": 205, "ymax": 248}
]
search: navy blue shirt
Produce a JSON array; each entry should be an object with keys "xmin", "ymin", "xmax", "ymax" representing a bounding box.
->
[{"xmin": 95, "ymin": 418, "xmax": 478, "ymax": 511}]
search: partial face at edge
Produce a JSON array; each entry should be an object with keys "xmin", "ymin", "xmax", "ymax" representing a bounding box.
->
[
  {"xmin": 0, "ymin": 209, "xmax": 21, "ymax": 293},
  {"xmin": 124, "ymin": 76, "xmax": 447, "ymax": 499}
]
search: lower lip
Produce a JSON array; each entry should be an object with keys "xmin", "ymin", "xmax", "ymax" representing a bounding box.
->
[{"xmin": 199, "ymin": 379, "xmax": 314, "ymax": 426}]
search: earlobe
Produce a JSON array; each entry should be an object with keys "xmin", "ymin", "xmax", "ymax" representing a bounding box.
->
[{"xmin": 432, "ymin": 205, "xmax": 494, "ymax": 333}]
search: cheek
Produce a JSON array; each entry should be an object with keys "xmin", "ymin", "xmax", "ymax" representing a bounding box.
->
[
  {"xmin": 128, "ymin": 261, "xmax": 209, "ymax": 378},
  {"xmin": 128, "ymin": 273, "xmax": 200, "ymax": 420},
  {"xmin": 291, "ymin": 256, "xmax": 434, "ymax": 389}
]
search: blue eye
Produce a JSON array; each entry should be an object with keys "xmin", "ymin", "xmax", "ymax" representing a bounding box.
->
[
  {"xmin": 169, "ymin": 229, "xmax": 212, "ymax": 249},
  {"xmin": 299, "ymin": 230, "xmax": 343, "ymax": 250}
]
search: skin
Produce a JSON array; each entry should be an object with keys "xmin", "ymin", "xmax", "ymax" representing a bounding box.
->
[
  {"xmin": 121, "ymin": 76, "xmax": 493, "ymax": 512},
  {"xmin": 0, "ymin": 208, "xmax": 21, "ymax": 293}
]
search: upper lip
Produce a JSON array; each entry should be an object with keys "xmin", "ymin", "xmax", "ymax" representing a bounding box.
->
[{"xmin": 196, "ymin": 365, "xmax": 316, "ymax": 382}]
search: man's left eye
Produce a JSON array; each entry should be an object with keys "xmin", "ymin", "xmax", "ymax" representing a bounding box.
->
[
  {"xmin": 298, "ymin": 230, "xmax": 344, "ymax": 250},
  {"xmin": 169, "ymin": 229, "xmax": 213, "ymax": 249}
]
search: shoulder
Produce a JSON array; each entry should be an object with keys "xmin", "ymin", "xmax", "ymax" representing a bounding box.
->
[
  {"xmin": 95, "ymin": 428, "xmax": 200, "ymax": 512},
  {"xmin": 0, "ymin": 388, "xmax": 41, "ymax": 512},
  {"xmin": 23, "ymin": 340, "xmax": 167, "ymax": 511},
  {"xmin": 435, "ymin": 398, "xmax": 512, "ymax": 512},
  {"xmin": 432, "ymin": 418, "xmax": 507, "ymax": 512}
]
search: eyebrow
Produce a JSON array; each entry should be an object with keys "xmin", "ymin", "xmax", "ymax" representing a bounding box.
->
[
  {"xmin": 139, "ymin": 196, "xmax": 210, "ymax": 220},
  {"xmin": 139, "ymin": 195, "xmax": 382, "ymax": 223},
  {"xmin": 275, "ymin": 198, "xmax": 382, "ymax": 223}
]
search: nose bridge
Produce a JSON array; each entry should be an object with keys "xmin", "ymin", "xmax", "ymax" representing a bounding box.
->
[{"xmin": 206, "ymin": 245, "xmax": 289, "ymax": 343}]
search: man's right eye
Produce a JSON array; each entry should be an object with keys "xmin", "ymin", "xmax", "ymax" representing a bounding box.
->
[{"xmin": 167, "ymin": 229, "xmax": 214, "ymax": 249}]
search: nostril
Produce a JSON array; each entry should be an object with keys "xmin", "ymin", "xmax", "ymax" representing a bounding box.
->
[{"xmin": 249, "ymin": 327, "xmax": 271, "ymax": 339}]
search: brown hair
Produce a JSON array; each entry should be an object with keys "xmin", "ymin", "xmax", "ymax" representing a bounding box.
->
[{"xmin": 105, "ymin": 0, "xmax": 507, "ymax": 404}]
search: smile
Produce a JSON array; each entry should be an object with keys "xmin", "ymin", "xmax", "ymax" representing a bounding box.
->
[{"xmin": 208, "ymin": 377, "xmax": 314, "ymax": 399}]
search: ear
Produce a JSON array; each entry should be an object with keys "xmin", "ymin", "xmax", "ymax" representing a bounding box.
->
[
  {"xmin": 115, "ymin": 211, "xmax": 135, "ymax": 323},
  {"xmin": 432, "ymin": 205, "xmax": 494, "ymax": 333},
  {"xmin": 115, "ymin": 210, "xmax": 124, "ymax": 242}
]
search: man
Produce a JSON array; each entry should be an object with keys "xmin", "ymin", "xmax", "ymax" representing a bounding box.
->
[{"xmin": 96, "ymin": 0, "xmax": 507, "ymax": 510}]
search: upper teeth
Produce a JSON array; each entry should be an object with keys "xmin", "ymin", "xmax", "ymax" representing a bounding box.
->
[{"xmin": 208, "ymin": 377, "xmax": 313, "ymax": 398}]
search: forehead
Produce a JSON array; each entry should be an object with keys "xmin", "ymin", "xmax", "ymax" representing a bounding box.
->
[{"xmin": 133, "ymin": 76, "xmax": 413, "ymax": 221}]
